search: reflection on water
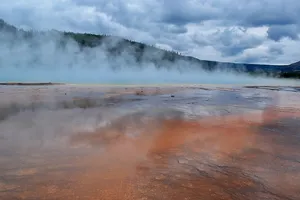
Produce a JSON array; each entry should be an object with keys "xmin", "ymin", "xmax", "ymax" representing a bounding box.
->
[{"xmin": 0, "ymin": 87, "xmax": 300, "ymax": 199}]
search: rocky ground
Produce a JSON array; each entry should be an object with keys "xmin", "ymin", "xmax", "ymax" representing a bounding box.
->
[{"xmin": 0, "ymin": 84, "xmax": 299, "ymax": 200}]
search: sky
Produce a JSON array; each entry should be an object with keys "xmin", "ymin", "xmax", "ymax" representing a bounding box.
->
[{"xmin": 0, "ymin": 0, "xmax": 299, "ymax": 65}]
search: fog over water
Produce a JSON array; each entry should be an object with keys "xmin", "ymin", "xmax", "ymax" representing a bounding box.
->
[{"xmin": 0, "ymin": 31, "xmax": 298, "ymax": 85}]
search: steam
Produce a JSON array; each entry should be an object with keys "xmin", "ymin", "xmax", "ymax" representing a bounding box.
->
[
  {"xmin": 1, "ymin": 22, "xmax": 300, "ymax": 200},
  {"xmin": 0, "ymin": 30, "xmax": 298, "ymax": 85}
]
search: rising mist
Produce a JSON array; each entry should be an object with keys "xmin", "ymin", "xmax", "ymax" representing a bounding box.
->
[{"xmin": 0, "ymin": 28, "xmax": 298, "ymax": 85}]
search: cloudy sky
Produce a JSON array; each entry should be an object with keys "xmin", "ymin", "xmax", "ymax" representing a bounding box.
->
[{"xmin": 0, "ymin": 0, "xmax": 299, "ymax": 65}]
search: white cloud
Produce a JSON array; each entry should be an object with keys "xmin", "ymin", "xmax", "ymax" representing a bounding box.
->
[{"xmin": 0, "ymin": 0, "xmax": 299, "ymax": 64}]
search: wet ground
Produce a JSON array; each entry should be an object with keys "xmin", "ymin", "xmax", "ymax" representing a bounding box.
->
[{"xmin": 0, "ymin": 84, "xmax": 300, "ymax": 200}]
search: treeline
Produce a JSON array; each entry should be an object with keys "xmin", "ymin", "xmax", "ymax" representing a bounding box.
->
[
  {"xmin": 279, "ymin": 71, "xmax": 300, "ymax": 79},
  {"xmin": 1, "ymin": 19, "xmax": 300, "ymax": 79}
]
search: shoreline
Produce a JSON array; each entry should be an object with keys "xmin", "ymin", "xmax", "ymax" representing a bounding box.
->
[
  {"xmin": 0, "ymin": 82, "xmax": 299, "ymax": 87},
  {"xmin": 0, "ymin": 82, "xmax": 63, "ymax": 86}
]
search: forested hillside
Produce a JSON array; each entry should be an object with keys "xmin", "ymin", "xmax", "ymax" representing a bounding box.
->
[{"xmin": 1, "ymin": 19, "xmax": 300, "ymax": 79}]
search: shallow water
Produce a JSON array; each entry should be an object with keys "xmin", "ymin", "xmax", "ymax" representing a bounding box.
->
[
  {"xmin": 2, "ymin": 65, "xmax": 300, "ymax": 86},
  {"xmin": 0, "ymin": 85, "xmax": 300, "ymax": 200}
]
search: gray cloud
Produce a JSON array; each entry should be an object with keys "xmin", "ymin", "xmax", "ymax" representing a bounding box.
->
[
  {"xmin": 213, "ymin": 28, "xmax": 264, "ymax": 56},
  {"xmin": 192, "ymin": 27, "xmax": 265, "ymax": 57},
  {"xmin": 268, "ymin": 44, "xmax": 284, "ymax": 55},
  {"xmin": 159, "ymin": 1, "xmax": 221, "ymax": 25},
  {"xmin": 0, "ymin": 0, "xmax": 299, "ymax": 64},
  {"xmin": 267, "ymin": 25, "xmax": 299, "ymax": 41}
]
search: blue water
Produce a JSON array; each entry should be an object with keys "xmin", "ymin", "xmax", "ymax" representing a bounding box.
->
[{"xmin": 0, "ymin": 66, "xmax": 298, "ymax": 85}]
